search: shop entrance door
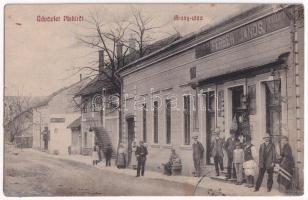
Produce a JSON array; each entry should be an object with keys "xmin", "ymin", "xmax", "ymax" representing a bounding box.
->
[
  {"xmin": 127, "ymin": 117, "xmax": 135, "ymax": 166},
  {"xmin": 230, "ymin": 86, "xmax": 244, "ymax": 137},
  {"xmin": 265, "ymin": 80, "xmax": 281, "ymax": 146},
  {"xmin": 204, "ymin": 91, "xmax": 215, "ymax": 165}
]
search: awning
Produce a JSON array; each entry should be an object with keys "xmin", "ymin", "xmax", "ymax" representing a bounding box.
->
[{"xmin": 67, "ymin": 117, "xmax": 81, "ymax": 129}]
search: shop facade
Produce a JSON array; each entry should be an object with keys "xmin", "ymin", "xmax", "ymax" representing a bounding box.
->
[{"xmin": 118, "ymin": 5, "xmax": 304, "ymax": 190}]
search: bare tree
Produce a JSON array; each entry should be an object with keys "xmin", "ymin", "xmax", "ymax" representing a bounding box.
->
[{"xmin": 4, "ymin": 95, "xmax": 32, "ymax": 143}]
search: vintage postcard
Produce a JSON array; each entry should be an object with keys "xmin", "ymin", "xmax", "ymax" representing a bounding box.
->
[{"xmin": 3, "ymin": 3, "xmax": 305, "ymax": 197}]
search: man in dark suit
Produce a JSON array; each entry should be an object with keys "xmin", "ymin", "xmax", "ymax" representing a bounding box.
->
[
  {"xmin": 210, "ymin": 128, "xmax": 224, "ymax": 176},
  {"xmin": 254, "ymin": 135, "xmax": 277, "ymax": 192},
  {"xmin": 223, "ymin": 129, "xmax": 238, "ymax": 179},
  {"xmin": 192, "ymin": 135, "xmax": 204, "ymax": 177},
  {"xmin": 135, "ymin": 141, "xmax": 148, "ymax": 177}
]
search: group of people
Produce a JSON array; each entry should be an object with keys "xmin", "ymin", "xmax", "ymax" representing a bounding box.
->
[
  {"xmin": 92, "ymin": 128, "xmax": 295, "ymax": 193},
  {"xmin": 204, "ymin": 128, "xmax": 295, "ymax": 192},
  {"xmin": 92, "ymin": 143, "xmax": 113, "ymax": 167},
  {"xmin": 116, "ymin": 140, "xmax": 149, "ymax": 177}
]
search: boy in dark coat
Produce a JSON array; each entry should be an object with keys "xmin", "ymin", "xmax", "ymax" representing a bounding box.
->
[{"xmin": 254, "ymin": 135, "xmax": 277, "ymax": 192}]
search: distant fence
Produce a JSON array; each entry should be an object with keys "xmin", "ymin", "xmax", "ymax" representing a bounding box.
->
[{"xmin": 15, "ymin": 136, "xmax": 33, "ymax": 148}]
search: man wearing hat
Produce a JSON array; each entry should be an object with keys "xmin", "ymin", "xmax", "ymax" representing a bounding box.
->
[
  {"xmin": 254, "ymin": 134, "xmax": 277, "ymax": 192},
  {"xmin": 136, "ymin": 141, "xmax": 148, "ymax": 177},
  {"xmin": 210, "ymin": 128, "xmax": 225, "ymax": 176},
  {"xmin": 192, "ymin": 134, "xmax": 204, "ymax": 177},
  {"xmin": 223, "ymin": 129, "xmax": 238, "ymax": 179}
]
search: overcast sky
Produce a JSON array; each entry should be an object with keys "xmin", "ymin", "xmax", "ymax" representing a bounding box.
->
[{"xmin": 4, "ymin": 3, "xmax": 257, "ymax": 97}]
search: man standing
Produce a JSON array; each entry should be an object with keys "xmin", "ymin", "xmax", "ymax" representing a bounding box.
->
[
  {"xmin": 192, "ymin": 135, "xmax": 204, "ymax": 177},
  {"xmin": 42, "ymin": 127, "xmax": 50, "ymax": 151},
  {"xmin": 254, "ymin": 135, "xmax": 277, "ymax": 192},
  {"xmin": 210, "ymin": 128, "xmax": 224, "ymax": 176},
  {"xmin": 135, "ymin": 141, "xmax": 148, "ymax": 177},
  {"xmin": 223, "ymin": 129, "xmax": 238, "ymax": 179}
]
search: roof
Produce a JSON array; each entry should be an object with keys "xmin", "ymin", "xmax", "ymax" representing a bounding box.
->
[
  {"xmin": 36, "ymin": 77, "xmax": 92, "ymax": 106},
  {"xmin": 67, "ymin": 116, "xmax": 81, "ymax": 129},
  {"xmin": 74, "ymin": 74, "xmax": 115, "ymax": 97},
  {"xmin": 118, "ymin": 5, "xmax": 288, "ymax": 74}
]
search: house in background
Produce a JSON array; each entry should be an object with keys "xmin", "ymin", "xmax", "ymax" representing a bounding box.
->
[
  {"xmin": 74, "ymin": 72, "xmax": 119, "ymax": 156},
  {"xmin": 67, "ymin": 116, "xmax": 82, "ymax": 154},
  {"xmin": 32, "ymin": 77, "xmax": 91, "ymax": 155}
]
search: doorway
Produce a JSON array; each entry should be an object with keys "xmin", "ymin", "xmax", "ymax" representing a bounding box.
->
[
  {"xmin": 229, "ymin": 86, "xmax": 245, "ymax": 137},
  {"xmin": 204, "ymin": 91, "xmax": 215, "ymax": 165},
  {"xmin": 126, "ymin": 117, "xmax": 135, "ymax": 166},
  {"xmin": 265, "ymin": 80, "xmax": 282, "ymax": 149}
]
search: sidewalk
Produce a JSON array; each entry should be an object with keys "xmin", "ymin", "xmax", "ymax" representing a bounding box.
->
[{"xmin": 28, "ymin": 149, "xmax": 285, "ymax": 196}]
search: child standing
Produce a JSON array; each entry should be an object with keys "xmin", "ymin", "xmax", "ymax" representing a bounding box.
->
[
  {"xmin": 92, "ymin": 145, "xmax": 99, "ymax": 166},
  {"xmin": 233, "ymin": 142, "xmax": 244, "ymax": 185}
]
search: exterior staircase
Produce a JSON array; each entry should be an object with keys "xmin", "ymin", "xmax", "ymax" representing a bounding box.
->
[{"xmin": 92, "ymin": 127, "xmax": 117, "ymax": 158}]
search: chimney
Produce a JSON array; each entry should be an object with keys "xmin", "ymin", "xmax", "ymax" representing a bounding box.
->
[
  {"xmin": 128, "ymin": 34, "xmax": 136, "ymax": 54},
  {"xmin": 116, "ymin": 43, "xmax": 123, "ymax": 68},
  {"xmin": 98, "ymin": 50, "xmax": 104, "ymax": 74},
  {"xmin": 80, "ymin": 74, "xmax": 82, "ymax": 81}
]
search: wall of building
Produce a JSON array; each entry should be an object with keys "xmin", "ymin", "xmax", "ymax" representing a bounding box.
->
[
  {"xmin": 49, "ymin": 113, "xmax": 80, "ymax": 155},
  {"xmin": 121, "ymin": 19, "xmax": 300, "ymax": 178}
]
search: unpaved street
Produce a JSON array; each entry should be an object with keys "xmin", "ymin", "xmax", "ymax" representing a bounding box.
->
[{"xmin": 4, "ymin": 147, "xmax": 209, "ymax": 196}]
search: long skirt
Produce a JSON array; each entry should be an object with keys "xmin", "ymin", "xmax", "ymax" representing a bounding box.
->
[
  {"xmin": 117, "ymin": 153, "xmax": 126, "ymax": 168},
  {"xmin": 243, "ymin": 160, "xmax": 257, "ymax": 176}
]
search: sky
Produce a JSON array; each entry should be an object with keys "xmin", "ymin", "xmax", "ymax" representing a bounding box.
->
[{"xmin": 4, "ymin": 3, "xmax": 257, "ymax": 97}]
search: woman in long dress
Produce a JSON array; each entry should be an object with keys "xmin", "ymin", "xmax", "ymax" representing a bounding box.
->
[
  {"xmin": 277, "ymin": 136, "xmax": 295, "ymax": 192},
  {"xmin": 117, "ymin": 143, "xmax": 126, "ymax": 169},
  {"xmin": 131, "ymin": 139, "xmax": 137, "ymax": 169}
]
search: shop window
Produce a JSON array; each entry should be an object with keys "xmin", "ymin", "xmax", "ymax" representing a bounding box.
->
[
  {"xmin": 84, "ymin": 132, "xmax": 88, "ymax": 147},
  {"xmin": 142, "ymin": 103, "xmax": 147, "ymax": 143},
  {"xmin": 153, "ymin": 101, "xmax": 159, "ymax": 144},
  {"xmin": 183, "ymin": 95, "xmax": 191, "ymax": 145},
  {"xmin": 166, "ymin": 99, "xmax": 171, "ymax": 144},
  {"xmin": 248, "ymin": 85, "xmax": 256, "ymax": 115},
  {"xmin": 265, "ymin": 80, "xmax": 281, "ymax": 136},
  {"xmin": 218, "ymin": 90, "xmax": 224, "ymax": 117},
  {"xmin": 190, "ymin": 66, "xmax": 196, "ymax": 79},
  {"xmin": 192, "ymin": 94, "xmax": 199, "ymax": 131}
]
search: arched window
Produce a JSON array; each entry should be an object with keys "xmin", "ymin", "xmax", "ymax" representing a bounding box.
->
[{"xmin": 92, "ymin": 94, "xmax": 103, "ymax": 112}]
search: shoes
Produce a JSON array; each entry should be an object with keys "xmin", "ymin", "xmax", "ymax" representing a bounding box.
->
[
  {"xmin": 136, "ymin": 175, "xmax": 140, "ymax": 177},
  {"xmin": 253, "ymin": 189, "xmax": 259, "ymax": 192},
  {"xmin": 248, "ymin": 185, "xmax": 254, "ymax": 188},
  {"xmin": 267, "ymin": 188, "xmax": 271, "ymax": 192}
]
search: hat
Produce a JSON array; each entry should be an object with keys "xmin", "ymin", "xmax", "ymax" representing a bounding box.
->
[
  {"xmin": 192, "ymin": 134, "xmax": 198, "ymax": 139},
  {"xmin": 263, "ymin": 134, "xmax": 271, "ymax": 139}
]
